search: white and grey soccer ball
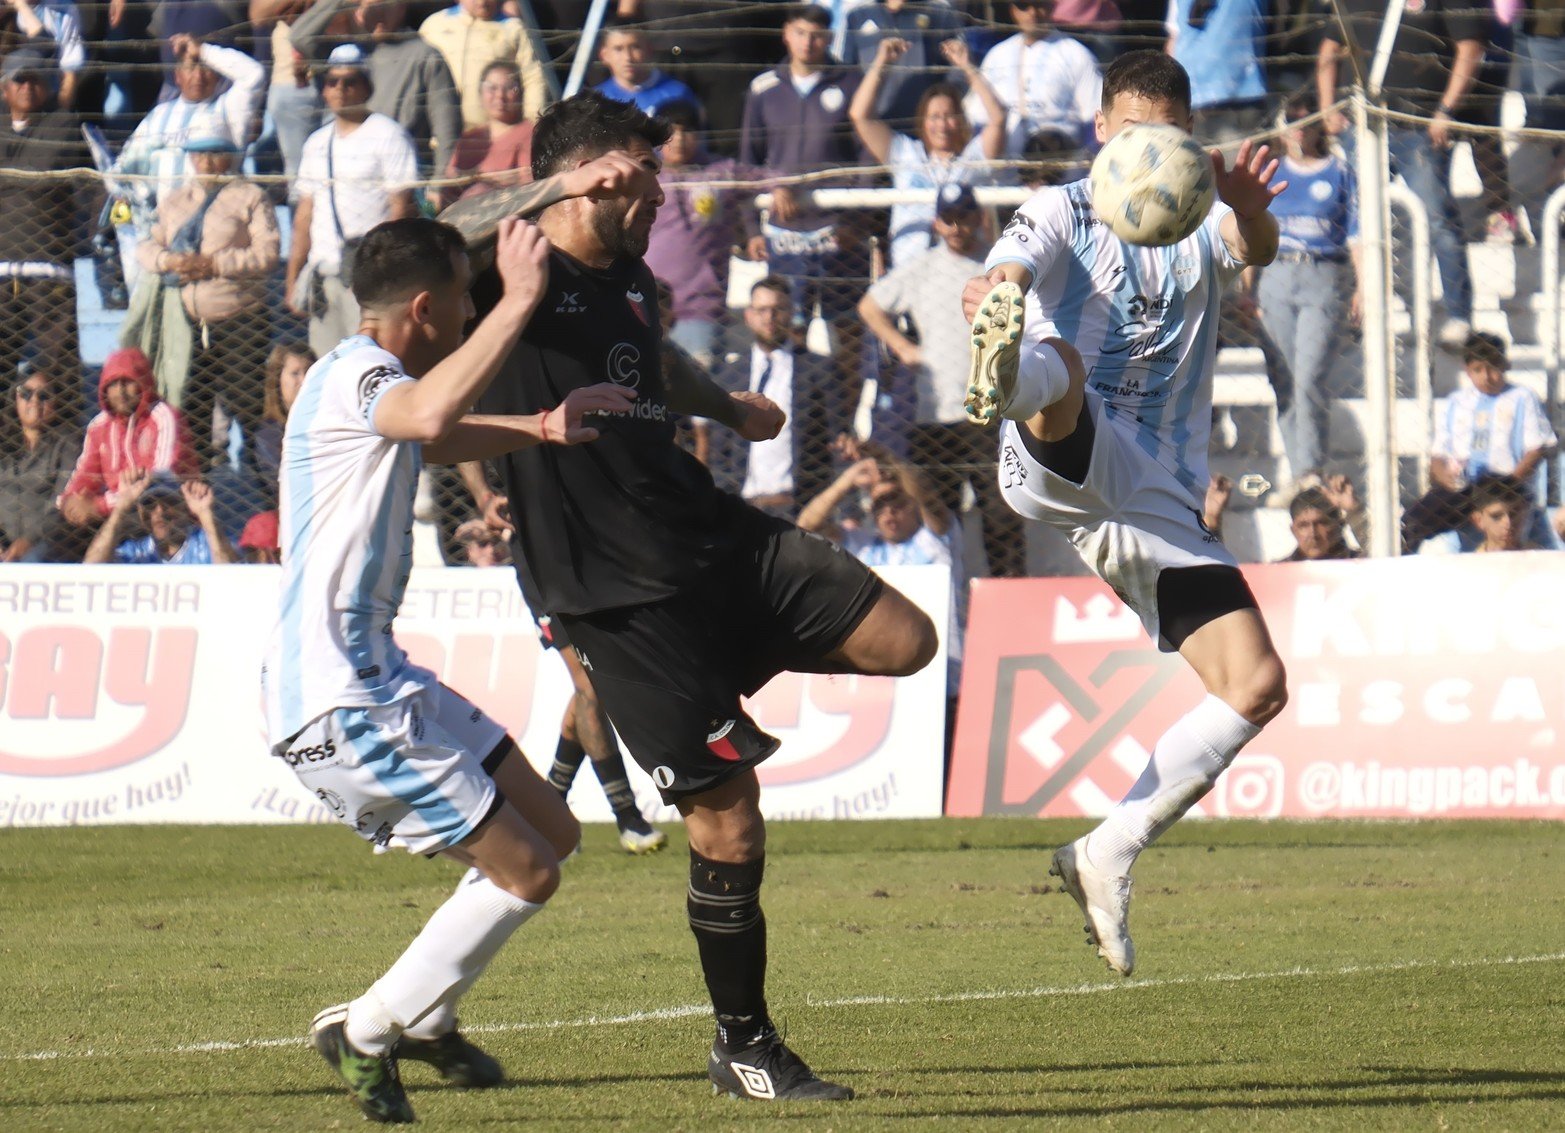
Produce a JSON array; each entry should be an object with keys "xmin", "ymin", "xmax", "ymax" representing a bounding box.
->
[{"xmin": 1089, "ymin": 123, "xmax": 1215, "ymax": 247}]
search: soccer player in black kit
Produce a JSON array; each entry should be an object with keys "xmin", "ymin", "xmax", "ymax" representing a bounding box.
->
[{"xmin": 470, "ymin": 92, "xmax": 939, "ymax": 1102}]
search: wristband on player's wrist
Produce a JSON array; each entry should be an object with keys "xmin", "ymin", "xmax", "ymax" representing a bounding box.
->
[{"xmin": 539, "ymin": 406, "xmax": 553, "ymax": 440}]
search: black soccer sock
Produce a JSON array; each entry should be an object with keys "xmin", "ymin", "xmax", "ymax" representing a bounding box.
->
[
  {"xmin": 547, "ymin": 736, "xmax": 587, "ymax": 798},
  {"xmin": 687, "ymin": 850, "xmax": 771, "ymax": 1051},
  {"xmin": 588, "ymin": 742, "xmax": 641, "ymax": 819}
]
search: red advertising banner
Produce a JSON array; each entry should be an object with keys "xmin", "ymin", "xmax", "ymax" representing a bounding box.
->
[{"xmin": 949, "ymin": 553, "xmax": 1565, "ymax": 820}]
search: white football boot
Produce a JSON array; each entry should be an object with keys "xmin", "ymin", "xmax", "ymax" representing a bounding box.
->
[
  {"xmin": 1050, "ymin": 836, "xmax": 1135, "ymax": 977},
  {"xmin": 964, "ymin": 280, "xmax": 1025, "ymax": 425}
]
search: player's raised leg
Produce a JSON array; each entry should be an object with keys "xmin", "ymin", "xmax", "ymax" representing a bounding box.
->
[{"xmin": 1052, "ymin": 593, "xmax": 1287, "ymax": 976}]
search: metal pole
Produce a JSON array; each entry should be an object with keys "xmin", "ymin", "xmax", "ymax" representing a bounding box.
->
[
  {"xmin": 1355, "ymin": 91, "xmax": 1398, "ymax": 557},
  {"xmin": 1540, "ymin": 184, "xmax": 1565, "ymax": 502},
  {"xmin": 1387, "ymin": 184, "xmax": 1431, "ymax": 493},
  {"xmin": 564, "ymin": 0, "xmax": 613, "ymax": 98}
]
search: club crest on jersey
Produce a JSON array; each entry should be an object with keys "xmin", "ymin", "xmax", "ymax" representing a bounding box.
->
[
  {"xmin": 625, "ymin": 285, "xmax": 652, "ymax": 326},
  {"xmin": 1173, "ymin": 254, "xmax": 1200, "ymax": 293}
]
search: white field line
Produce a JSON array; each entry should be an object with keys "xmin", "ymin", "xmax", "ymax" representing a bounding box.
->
[{"xmin": 6, "ymin": 950, "xmax": 1563, "ymax": 1064}]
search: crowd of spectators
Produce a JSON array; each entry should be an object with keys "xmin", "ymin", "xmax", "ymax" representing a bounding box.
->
[{"xmin": 0, "ymin": 0, "xmax": 1560, "ymax": 593}]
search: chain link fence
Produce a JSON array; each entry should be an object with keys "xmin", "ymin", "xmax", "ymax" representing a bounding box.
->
[{"xmin": 0, "ymin": 4, "xmax": 1563, "ymax": 574}]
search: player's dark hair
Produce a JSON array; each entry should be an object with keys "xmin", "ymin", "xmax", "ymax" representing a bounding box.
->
[
  {"xmin": 783, "ymin": 4, "xmax": 831, "ymax": 28},
  {"xmin": 599, "ymin": 19, "xmax": 645, "ymax": 40},
  {"xmin": 350, "ymin": 218, "xmax": 468, "ymax": 308},
  {"xmin": 1288, "ymin": 487, "xmax": 1338, "ymax": 522},
  {"xmin": 531, "ymin": 90, "xmax": 671, "ymax": 182},
  {"xmin": 480, "ymin": 59, "xmax": 521, "ymax": 86},
  {"xmin": 1462, "ymin": 330, "xmax": 1508, "ymax": 370},
  {"xmin": 1468, "ymin": 473, "xmax": 1531, "ymax": 513},
  {"xmin": 1101, "ymin": 50, "xmax": 1192, "ymax": 116}
]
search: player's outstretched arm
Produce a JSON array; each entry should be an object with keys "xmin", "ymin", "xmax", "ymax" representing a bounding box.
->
[
  {"xmin": 1215, "ymin": 139, "xmax": 1284, "ymax": 267},
  {"xmin": 661, "ymin": 338, "xmax": 785, "ymax": 441},
  {"xmin": 373, "ymin": 217, "xmax": 552, "ymax": 444},
  {"xmin": 421, "ymin": 383, "xmax": 637, "ymax": 464},
  {"xmin": 438, "ymin": 151, "xmax": 660, "ymax": 247}
]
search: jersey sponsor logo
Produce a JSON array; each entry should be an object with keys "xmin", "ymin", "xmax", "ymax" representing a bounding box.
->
[
  {"xmin": 555, "ymin": 291, "xmax": 587, "ymax": 313},
  {"xmin": 607, "ymin": 342, "xmax": 642, "ymax": 389},
  {"xmin": 314, "ymin": 787, "xmax": 348, "ymax": 818},
  {"xmin": 281, "ymin": 738, "xmax": 339, "ymax": 767},
  {"xmin": 1189, "ymin": 506, "xmax": 1221, "ymax": 544},
  {"xmin": 356, "ymin": 365, "xmax": 404, "ymax": 418},
  {"xmin": 1000, "ymin": 443, "xmax": 1028, "ymax": 490}
]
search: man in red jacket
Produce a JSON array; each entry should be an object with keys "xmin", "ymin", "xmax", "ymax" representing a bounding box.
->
[{"xmin": 58, "ymin": 347, "xmax": 198, "ymax": 529}]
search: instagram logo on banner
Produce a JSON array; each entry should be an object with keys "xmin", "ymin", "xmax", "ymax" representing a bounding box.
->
[{"xmin": 1214, "ymin": 755, "xmax": 1286, "ymax": 818}]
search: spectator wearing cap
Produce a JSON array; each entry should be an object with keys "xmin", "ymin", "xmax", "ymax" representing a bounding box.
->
[
  {"xmin": 0, "ymin": 48, "xmax": 95, "ymax": 384},
  {"xmin": 288, "ymin": 0, "xmax": 462, "ymax": 172},
  {"xmin": 453, "ymin": 516, "xmax": 511, "ymax": 566},
  {"xmin": 238, "ymin": 508, "xmax": 280, "ymax": 563},
  {"xmin": 850, "ymin": 34, "xmax": 1004, "ymax": 266},
  {"xmin": 113, "ymin": 33, "xmax": 266, "ymax": 252},
  {"xmin": 707, "ymin": 275, "xmax": 845, "ymax": 519},
  {"xmin": 591, "ymin": 23, "xmax": 700, "ymax": 119},
  {"xmin": 1257, "ymin": 94, "xmax": 1361, "ymax": 488},
  {"xmin": 132, "ymin": 120, "xmax": 281, "ymax": 469},
  {"xmin": 0, "ymin": 364, "xmax": 83, "ymax": 562},
  {"xmin": 858, "ymin": 182, "xmax": 1024, "ymax": 577},
  {"xmin": 286, "ymin": 44, "xmax": 420, "ymax": 357},
  {"xmin": 839, "ymin": 0, "xmax": 970, "ymax": 128},
  {"xmin": 5, "ymin": 0, "xmax": 85, "ymax": 108},
  {"xmin": 420, "ymin": 0, "xmax": 555, "ymax": 131},
  {"xmin": 969, "ymin": 0, "xmax": 1101, "ymax": 154},
  {"xmin": 1402, "ymin": 332, "xmax": 1558, "ymax": 551},
  {"xmin": 442, "ymin": 59, "xmax": 534, "ymax": 208},
  {"xmin": 84, "ymin": 469, "xmax": 238, "ymax": 564},
  {"xmin": 58, "ymin": 347, "xmax": 198, "ymax": 527},
  {"xmin": 645, "ymin": 100, "xmax": 773, "ymax": 368}
]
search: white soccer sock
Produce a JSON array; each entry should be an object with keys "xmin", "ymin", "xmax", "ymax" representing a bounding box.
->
[
  {"xmin": 1085, "ymin": 695, "xmax": 1261, "ymax": 877},
  {"xmin": 1002, "ymin": 340, "xmax": 1072, "ymax": 421},
  {"xmin": 345, "ymin": 868, "xmax": 544, "ymax": 1055}
]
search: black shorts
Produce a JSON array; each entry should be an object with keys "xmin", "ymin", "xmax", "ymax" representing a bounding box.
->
[{"xmin": 558, "ymin": 509, "xmax": 884, "ymax": 804}]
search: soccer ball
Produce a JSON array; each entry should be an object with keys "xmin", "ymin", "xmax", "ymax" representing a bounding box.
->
[{"xmin": 1089, "ymin": 123, "xmax": 1215, "ymax": 247}]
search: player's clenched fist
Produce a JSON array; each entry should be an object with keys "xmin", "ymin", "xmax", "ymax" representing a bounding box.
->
[
  {"xmin": 493, "ymin": 217, "xmax": 551, "ymax": 314},
  {"xmin": 564, "ymin": 150, "xmax": 659, "ymax": 203},
  {"xmin": 542, "ymin": 382, "xmax": 638, "ymax": 445}
]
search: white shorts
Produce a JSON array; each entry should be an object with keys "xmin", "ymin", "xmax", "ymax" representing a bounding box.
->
[
  {"xmin": 273, "ymin": 682, "xmax": 509, "ymax": 856},
  {"xmin": 998, "ymin": 394, "xmax": 1238, "ymax": 650}
]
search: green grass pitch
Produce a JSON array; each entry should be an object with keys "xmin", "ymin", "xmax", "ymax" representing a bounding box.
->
[{"xmin": 2, "ymin": 818, "xmax": 1562, "ymax": 1131}]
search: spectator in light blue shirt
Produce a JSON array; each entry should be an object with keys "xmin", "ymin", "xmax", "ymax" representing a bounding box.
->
[
  {"xmin": 1257, "ymin": 96, "xmax": 1361, "ymax": 487},
  {"xmin": 83, "ymin": 470, "xmax": 239, "ymax": 564},
  {"xmin": 592, "ymin": 24, "xmax": 703, "ymax": 120},
  {"xmin": 1167, "ymin": 0, "xmax": 1267, "ymax": 148}
]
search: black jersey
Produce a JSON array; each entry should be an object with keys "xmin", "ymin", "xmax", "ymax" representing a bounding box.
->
[{"xmin": 476, "ymin": 249, "xmax": 741, "ymax": 615}]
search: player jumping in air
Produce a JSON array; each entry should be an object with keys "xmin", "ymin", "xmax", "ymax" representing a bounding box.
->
[
  {"xmin": 262, "ymin": 151, "xmax": 656, "ymax": 1124},
  {"xmin": 962, "ymin": 51, "xmax": 1289, "ymax": 976},
  {"xmin": 461, "ymin": 91, "xmax": 939, "ymax": 1102}
]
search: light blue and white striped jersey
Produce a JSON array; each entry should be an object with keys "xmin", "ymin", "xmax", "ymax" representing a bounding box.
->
[
  {"xmin": 985, "ymin": 178, "xmax": 1244, "ymax": 494},
  {"xmin": 263, "ymin": 336, "xmax": 428, "ymax": 742},
  {"xmin": 1431, "ymin": 383, "xmax": 1556, "ymax": 482}
]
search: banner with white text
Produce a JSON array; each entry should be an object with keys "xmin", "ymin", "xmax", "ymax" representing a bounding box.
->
[
  {"xmin": 948, "ymin": 553, "xmax": 1565, "ymax": 820},
  {"xmin": 0, "ymin": 564, "xmax": 949, "ymax": 828}
]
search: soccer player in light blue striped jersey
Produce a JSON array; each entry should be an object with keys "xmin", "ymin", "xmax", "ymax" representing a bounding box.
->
[
  {"xmin": 261, "ymin": 151, "xmax": 653, "ymax": 1124},
  {"xmin": 961, "ymin": 50, "xmax": 1289, "ymax": 978}
]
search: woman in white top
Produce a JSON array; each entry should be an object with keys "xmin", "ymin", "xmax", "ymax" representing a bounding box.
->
[{"xmin": 849, "ymin": 36, "xmax": 1007, "ymax": 266}]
